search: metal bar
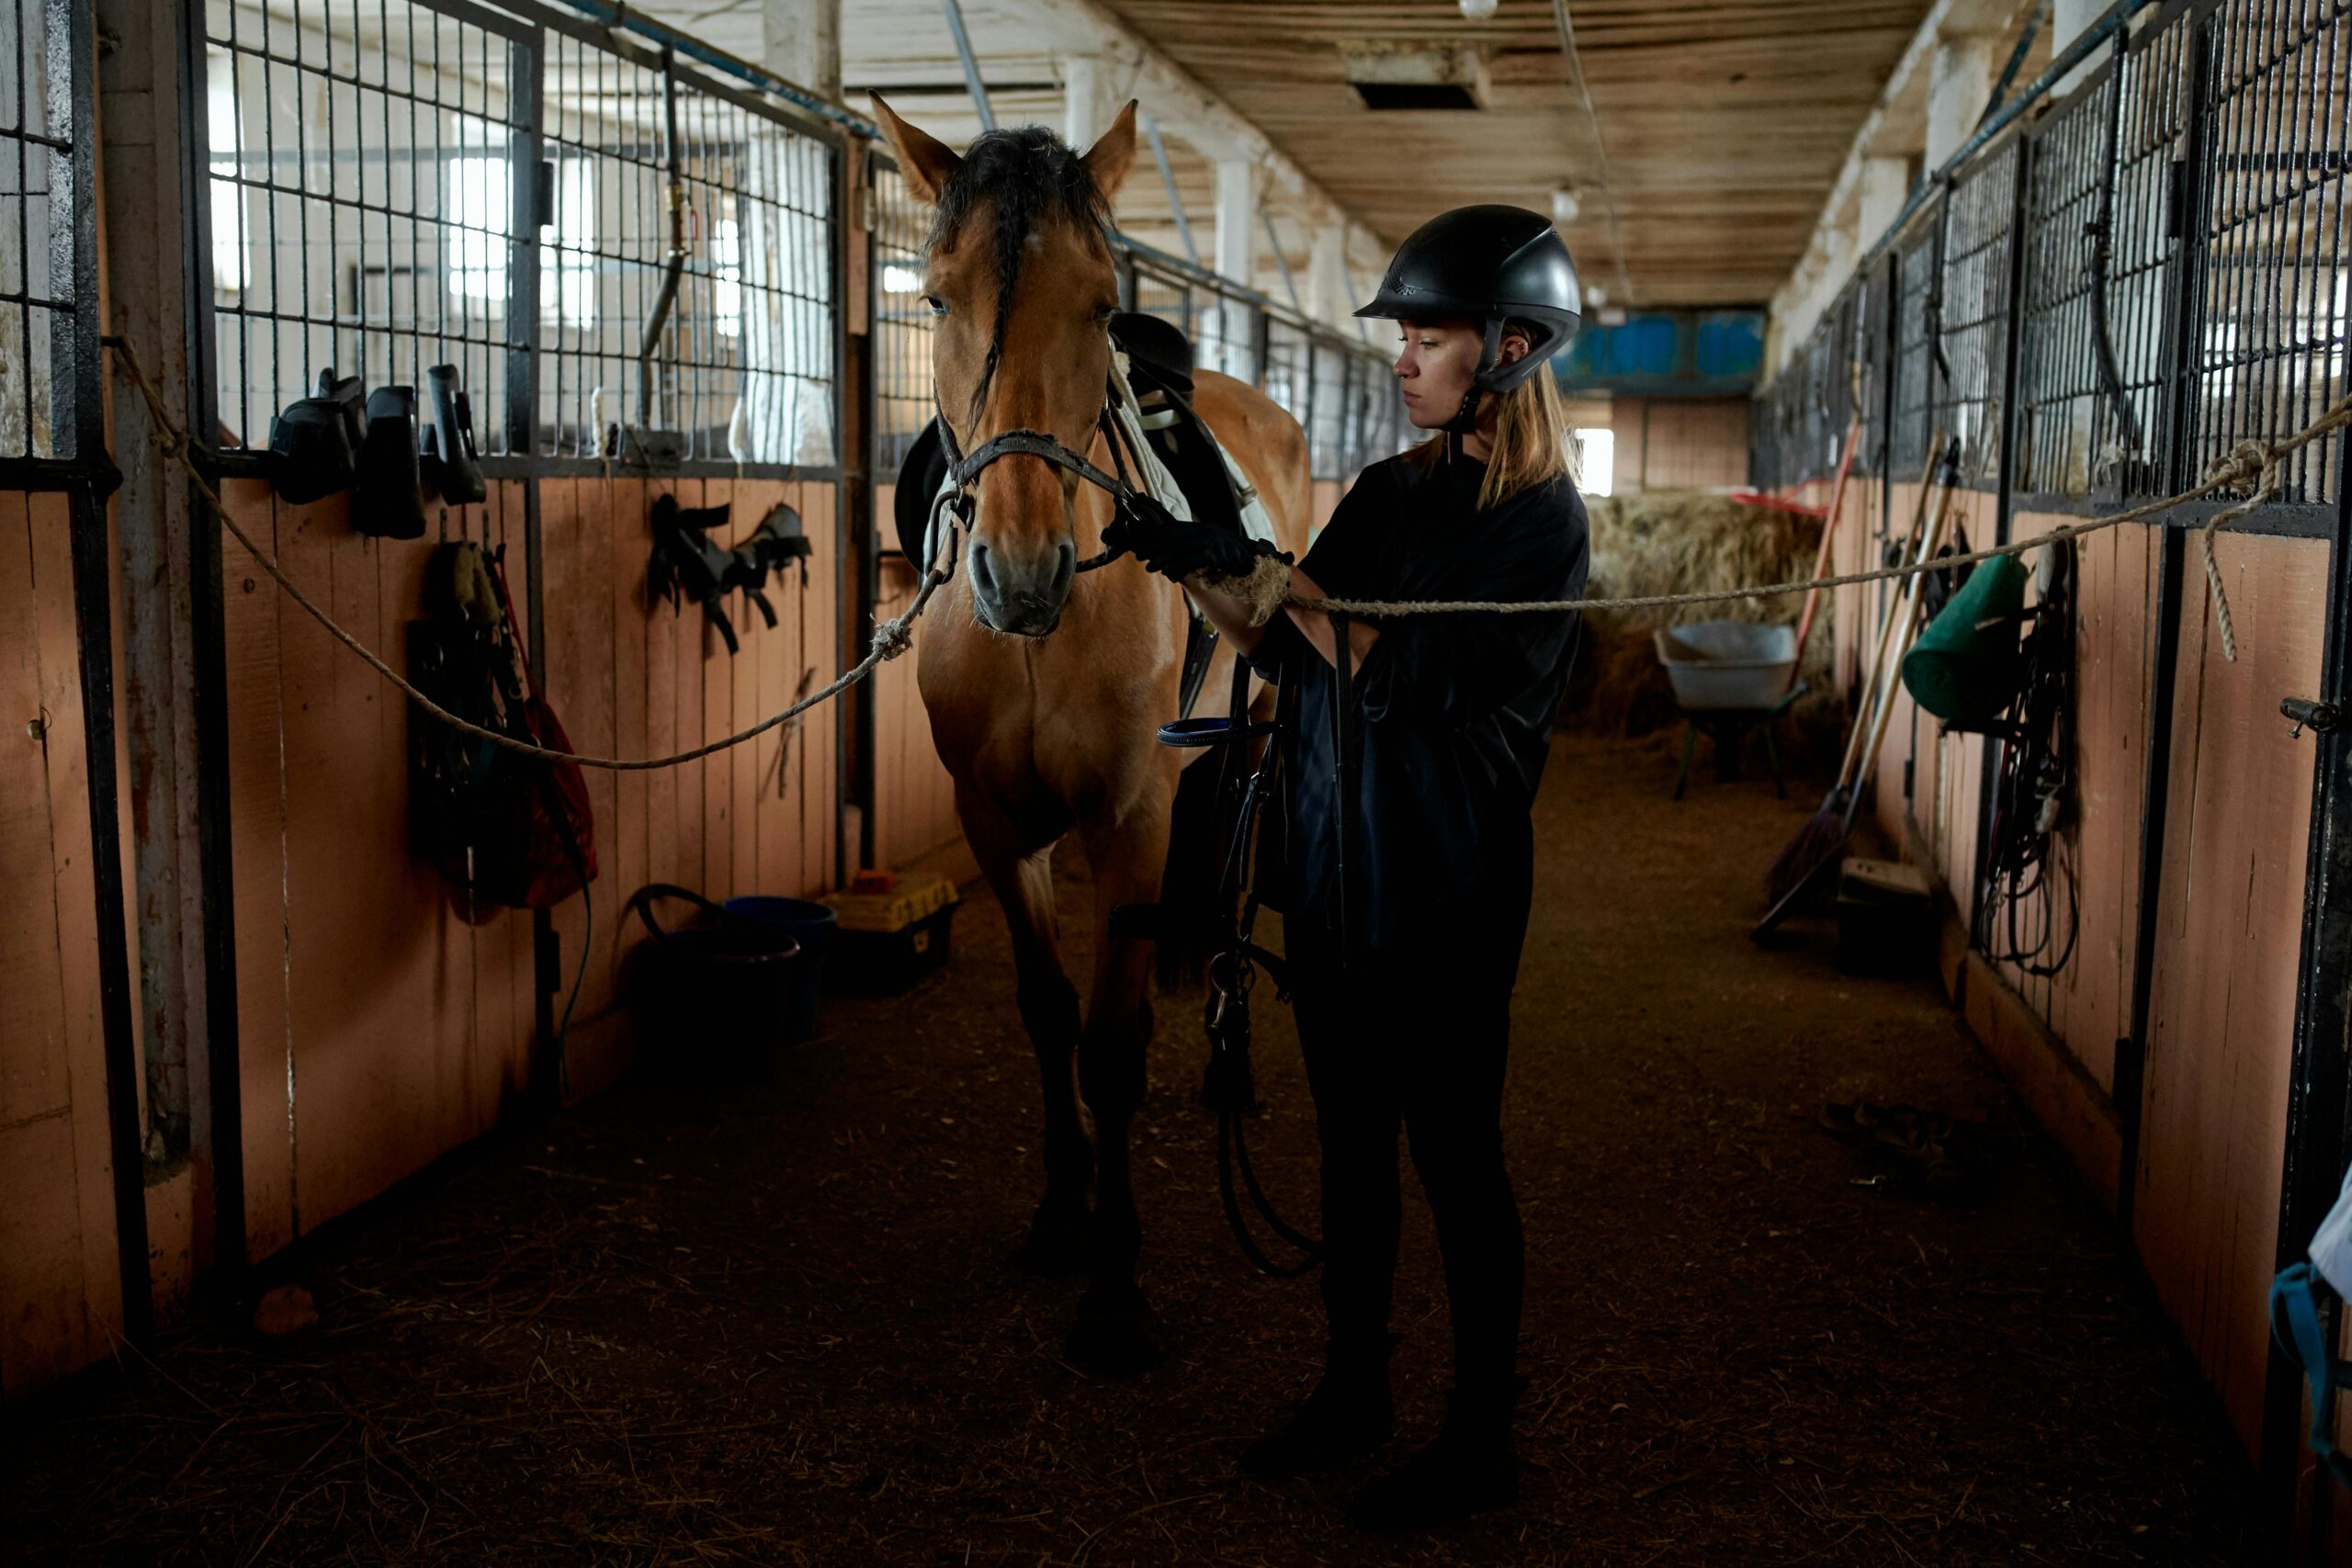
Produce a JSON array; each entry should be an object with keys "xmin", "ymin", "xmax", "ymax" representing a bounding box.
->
[
  {"xmin": 1260, "ymin": 208, "xmax": 1302, "ymax": 313},
  {"xmin": 938, "ymin": 0, "xmax": 994, "ymax": 133},
  {"xmin": 831, "ymin": 131, "xmax": 852, "ymax": 886},
  {"xmin": 66, "ymin": 476, "xmax": 153, "ymax": 1346},
  {"xmin": 1142, "ymin": 112, "xmax": 1198, "ymax": 266},
  {"xmin": 1976, "ymin": 131, "xmax": 2034, "ymax": 942},
  {"xmin": 2118, "ymin": 524, "xmax": 2182, "ymax": 1237}
]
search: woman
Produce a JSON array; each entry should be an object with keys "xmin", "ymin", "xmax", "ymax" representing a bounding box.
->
[{"xmin": 1107, "ymin": 205, "xmax": 1590, "ymax": 1529}]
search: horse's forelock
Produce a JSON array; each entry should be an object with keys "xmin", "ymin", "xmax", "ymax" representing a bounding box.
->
[{"xmin": 924, "ymin": 128, "xmax": 1113, "ymax": 426}]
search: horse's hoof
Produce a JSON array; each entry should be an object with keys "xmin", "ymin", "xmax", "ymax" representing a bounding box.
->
[
  {"xmin": 1012, "ymin": 1206, "xmax": 1091, "ymax": 1277},
  {"xmin": 1065, "ymin": 1286, "xmax": 1162, "ymax": 1376}
]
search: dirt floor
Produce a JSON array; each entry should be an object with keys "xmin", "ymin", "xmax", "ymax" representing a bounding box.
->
[{"xmin": 6, "ymin": 734, "xmax": 2257, "ymax": 1565}]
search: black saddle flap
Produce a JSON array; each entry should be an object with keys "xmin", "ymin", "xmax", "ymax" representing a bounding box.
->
[{"xmin": 892, "ymin": 419, "xmax": 952, "ymax": 563}]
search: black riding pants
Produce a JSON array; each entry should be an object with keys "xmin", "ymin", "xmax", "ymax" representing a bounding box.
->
[{"xmin": 1288, "ymin": 927, "xmax": 1526, "ymax": 1395}]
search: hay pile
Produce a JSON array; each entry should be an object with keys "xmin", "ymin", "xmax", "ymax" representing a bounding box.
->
[{"xmin": 1563, "ymin": 490, "xmax": 1845, "ymax": 765}]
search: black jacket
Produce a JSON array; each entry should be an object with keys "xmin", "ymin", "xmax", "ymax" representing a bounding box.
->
[{"xmin": 1248, "ymin": 447, "xmax": 1589, "ymax": 976}]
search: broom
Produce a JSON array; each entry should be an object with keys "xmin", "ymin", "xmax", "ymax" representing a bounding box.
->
[{"xmin": 1760, "ymin": 433, "xmax": 1951, "ymax": 916}]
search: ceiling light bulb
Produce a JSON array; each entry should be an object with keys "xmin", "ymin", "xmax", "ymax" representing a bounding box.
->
[
  {"xmin": 1584, "ymin": 283, "xmax": 1609, "ymax": 310},
  {"xmin": 1550, "ymin": 186, "xmax": 1580, "ymax": 224},
  {"xmin": 1459, "ymin": 0, "xmax": 1499, "ymax": 19}
]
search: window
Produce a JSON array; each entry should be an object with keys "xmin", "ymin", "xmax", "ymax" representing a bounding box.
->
[
  {"xmin": 543, "ymin": 158, "xmax": 594, "ymax": 329},
  {"xmin": 1574, "ymin": 427, "xmax": 1614, "ymax": 497},
  {"xmin": 880, "ymin": 263, "xmax": 922, "ymax": 294},
  {"xmin": 206, "ymin": 51, "xmax": 247, "ymax": 299},
  {"xmin": 714, "ymin": 212, "xmax": 741, "ymax": 339},
  {"xmin": 447, "ymin": 150, "xmax": 509, "ymax": 309}
]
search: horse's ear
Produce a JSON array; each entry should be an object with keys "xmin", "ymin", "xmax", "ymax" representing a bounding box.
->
[
  {"xmin": 1081, "ymin": 100, "xmax": 1140, "ymax": 206},
  {"xmin": 869, "ymin": 94, "xmax": 962, "ymax": 206}
]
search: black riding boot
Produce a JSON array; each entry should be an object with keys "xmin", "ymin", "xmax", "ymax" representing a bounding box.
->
[
  {"xmin": 1347, "ymin": 1379, "xmax": 1522, "ymax": 1531},
  {"xmin": 1238, "ymin": 1337, "xmax": 1396, "ymax": 1478}
]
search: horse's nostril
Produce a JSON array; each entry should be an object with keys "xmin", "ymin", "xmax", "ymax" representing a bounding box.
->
[
  {"xmin": 1052, "ymin": 541, "xmax": 1076, "ymax": 596},
  {"xmin": 970, "ymin": 541, "xmax": 996, "ymax": 598}
]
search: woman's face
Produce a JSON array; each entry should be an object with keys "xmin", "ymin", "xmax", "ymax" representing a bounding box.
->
[{"xmin": 1393, "ymin": 318, "xmax": 1529, "ymax": 429}]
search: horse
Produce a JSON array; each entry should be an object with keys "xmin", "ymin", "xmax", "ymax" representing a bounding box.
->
[{"xmin": 871, "ymin": 96, "xmax": 1314, "ymax": 1372}]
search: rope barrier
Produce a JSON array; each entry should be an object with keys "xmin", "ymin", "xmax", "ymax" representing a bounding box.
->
[
  {"xmin": 1290, "ymin": 393, "xmax": 2352, "ymax": 666},
  {"xmin": 108, "ymin": 327, "xmax": 2352, "ymax": 774},
  {"xmin": 107, "ymin": 333, "xmax": 942, "ymax": 773}
]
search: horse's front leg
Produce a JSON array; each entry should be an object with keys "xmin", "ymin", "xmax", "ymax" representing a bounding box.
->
[
  {"xmin": 1064, "ymin": 789, "xmax": 1173, "ymax": 1374},
  {"xmin": 957, "ymin": 785, "xmax": 1091, "ymax": 1275}
]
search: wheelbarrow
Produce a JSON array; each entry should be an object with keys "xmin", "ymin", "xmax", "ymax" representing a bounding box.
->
[{"xmin": 1653, "ymin": 621, "xmax": 1805, "ymax": 801}]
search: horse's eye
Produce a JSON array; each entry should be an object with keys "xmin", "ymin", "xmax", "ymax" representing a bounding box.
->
[{"xmin": 923, "ymin": 295, "xmax": 948, "ymax": 318}]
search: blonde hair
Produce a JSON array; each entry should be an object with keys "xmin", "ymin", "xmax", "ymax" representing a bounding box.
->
[{"xmin": 1405, "ymin": 324, "xmax": 1577, "ymax": 509}]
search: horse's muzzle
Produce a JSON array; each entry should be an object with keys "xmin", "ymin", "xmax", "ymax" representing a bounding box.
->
[{"xmin": 969, "ymin": 537, "xmax": 1077, "ymax": 637}]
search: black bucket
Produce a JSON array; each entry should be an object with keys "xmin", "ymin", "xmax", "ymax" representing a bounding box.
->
[
  {"xmin": 625, "ymin": 884, "xmax": 800, "ymax": 1087},
  {"xmin": 721, "ymin": 896, "xmax": 835, "ymax": 1043}
]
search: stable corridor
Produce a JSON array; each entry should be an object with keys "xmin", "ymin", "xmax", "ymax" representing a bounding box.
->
[{"xmin": 5, "ymin": 735, "xmax": 2251, "ymax": 1564}]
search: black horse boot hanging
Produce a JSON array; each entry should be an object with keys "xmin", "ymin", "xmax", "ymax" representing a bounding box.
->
[
  {"xmin": 420, "ymin": 363, "xmax": 488, "ymax": 506},
  {"xmin": 266, "ymin": 368, "xmax": 368, "ymax": 504},
  {"xmin": 353, "ymin": 385, "xmax": 429, "ymax": 539}
]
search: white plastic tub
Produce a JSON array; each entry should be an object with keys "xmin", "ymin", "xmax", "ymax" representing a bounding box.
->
[{"xmin": 1653, "ymin": 621, "xmax": 1799, "ymax": 711}]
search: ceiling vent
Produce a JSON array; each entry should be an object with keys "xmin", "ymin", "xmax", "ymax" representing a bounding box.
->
[{"xmin": 1340, "ymin": 42, "xmax": 1490, "ymax": 111}]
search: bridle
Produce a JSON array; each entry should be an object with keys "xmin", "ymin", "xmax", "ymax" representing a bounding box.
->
[{"xmin": 918, "ymin": 370, "xmax": 1152, "ymax": 587}]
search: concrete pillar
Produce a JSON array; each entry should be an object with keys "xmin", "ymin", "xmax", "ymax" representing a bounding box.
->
[
  {"xmin": 1858, "ymin": 154, "xmax": 1909, "ymax": 252},
  {"xmin": 1306, "ymin": 222, "xmax": 1350, "ymax": 328},
  {"xmin": 1210, "ymin": 158, "xmax": 1259, "ymax": 376},
  {"xmin": 763, "ymin": 0, "xmax": 842, "ymax": 103},
  {"xmin": 1214, "ymin": 156, "xmax": 1257, "ymax": 284},
  {"xmin": 1060, "ymin": 54, "xmax": 1121, "ymax": 151},
  {"xmin": 2052, "ymin": 0, "xmax": 2106, "ymax": 95},
  {"xmin": 1924, "ymin": 29, "xmax": 1997, "ymax": 172}
]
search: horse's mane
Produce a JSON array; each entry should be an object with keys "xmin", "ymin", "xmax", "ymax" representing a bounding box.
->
[{"xmin": 926, "ymin": 126, "xmax": 1113, "ymax": 427}]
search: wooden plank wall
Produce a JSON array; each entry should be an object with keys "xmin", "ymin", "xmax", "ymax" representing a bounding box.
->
[
  {"xmin": 1614, "ymin": 397, "xmax": 1750, "ymax": 492},
  {"xmin": 0, "ymin": 491, "xmax": 130, "ymax": 1398},
  {"xmin": 535, "ymin": 477, "xmax": 842, "ymax": 1099},
  {"xmin": 220, "ymin": 473, "xmax": 842, "ymax": 1248},
  {"xmin": 868, "ymin": 483, "xmax": 963, "ymax": 874},
  {"xmin": 220, "ymin": 478, "xmax": 541, "ymax": 1254},
  {"xmin": 2135, "ymin": 531, "xmax": 2323, "ymax": 1456}
]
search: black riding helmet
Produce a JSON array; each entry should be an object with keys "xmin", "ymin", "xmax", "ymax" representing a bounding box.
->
[{"xmin": 1355, "ymin": 204, "xmax": 1582, "ymax": 432}]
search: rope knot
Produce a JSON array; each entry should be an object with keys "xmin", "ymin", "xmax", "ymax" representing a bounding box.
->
[
  {"xmin": 2203, "ymin": 437, "xmax": 2275, "ymax": 496},
  {"xmin": 870, "ymin": 614, "xmax": 915, "ymax": 663}
]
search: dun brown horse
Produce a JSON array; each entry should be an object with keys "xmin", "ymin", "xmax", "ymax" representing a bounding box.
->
[{"xmin": 872, "ymin": 96, "xmax": 1313, "ymax": 1371}]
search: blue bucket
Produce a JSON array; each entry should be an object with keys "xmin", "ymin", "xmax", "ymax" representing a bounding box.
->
[{"xmin": 722, "ymin": 896, "xmax": 835, "ymax": 1043}]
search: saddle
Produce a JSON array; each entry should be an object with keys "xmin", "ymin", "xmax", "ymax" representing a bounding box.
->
[{"xmin": 892, "ymin": 313, "xmax": 1256, "ymax": 716}]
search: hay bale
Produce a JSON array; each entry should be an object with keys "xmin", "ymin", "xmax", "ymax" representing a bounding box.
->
[{"xmin": 1562, "ymin": 490, "xmax": 1844, "ymax": 763}]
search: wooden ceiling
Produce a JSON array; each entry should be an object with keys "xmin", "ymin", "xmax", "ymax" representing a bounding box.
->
[
  {"xmin": 632, "ymin": 0, "xmax": 1941, "ymax": 309},
  {"xmin": 1094, "ymin": 0, "xmax": 1939, "ymax": 308}
]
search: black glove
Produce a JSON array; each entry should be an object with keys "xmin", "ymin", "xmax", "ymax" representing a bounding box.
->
[{"xmin": 1104, "ymin": 493, "xmax": 1286, "ymax": 582}]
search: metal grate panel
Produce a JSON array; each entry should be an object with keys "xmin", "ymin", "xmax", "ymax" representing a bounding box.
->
[
  {"xmin": 1938, "ymin": 140, "xmax": 2020, "ymax": 482},
  {"xmin": 2188, "ymin": 0, "xmax": 2350, "ymax": 507}
]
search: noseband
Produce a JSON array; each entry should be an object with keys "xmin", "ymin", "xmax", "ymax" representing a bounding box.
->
[{"xmin": 920, "ymin": 374, "xmax": 1149, "ymax": 586}]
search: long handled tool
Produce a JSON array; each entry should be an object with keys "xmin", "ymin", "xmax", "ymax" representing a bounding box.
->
[
  {"xmin": 1758, "ymin": 433, "xmax": 1956, "ymax": 935},
  {"xmin": 1792, "ymin": 404, "xmax": 1863, "ymax": 671}
]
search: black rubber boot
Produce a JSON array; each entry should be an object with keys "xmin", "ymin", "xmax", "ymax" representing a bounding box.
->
[
  {"xmin": 1238, "ymin": 1337, "xmax": 1396, "ymax": 1478},
  {"xmin": 1347, "ymin": 1380, "xmax": 1521, "ymax": 1531}
]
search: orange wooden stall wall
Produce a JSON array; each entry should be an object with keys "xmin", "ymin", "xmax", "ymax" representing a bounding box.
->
[
  {"xmin": 2135, "ymin": 530, "xmax": 2323, "ymax": 1456},
  {"xmin": 0, "ymin": 491, "xmax": 130, "ymax": 1397},
  {"xmin": 534, "ymin": 476, "xmax": 841, "ymax": 1099},
  {"xmin": 220, "ymin": 473, "xmax": 842, "ymax": 1250},
  {"xmin": 867, "ymin": 481, "xmax": 965, "ymax": 874}
]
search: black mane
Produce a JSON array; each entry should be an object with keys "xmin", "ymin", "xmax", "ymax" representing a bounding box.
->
[{"xmin": 927, "ymin": 126, "xmax": 1112, "ymax": 425}]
